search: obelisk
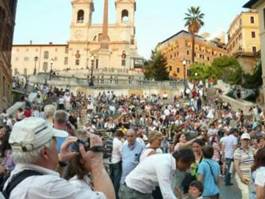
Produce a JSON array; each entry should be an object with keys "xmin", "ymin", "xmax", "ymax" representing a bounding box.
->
[
  {"xmin": 98, "ymin": 0, "xmax": 111, "ymax": 68},
  {"xmin": 101, "ymin": 0, "xmax": 110, "ymax": 49}
]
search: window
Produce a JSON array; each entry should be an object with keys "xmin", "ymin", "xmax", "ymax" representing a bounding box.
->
[
  {"xmin": 65, "ymin": 47, "xmax": 69, "ymax": 53},
  {"xmin": 44, "ymin": 51, "xmax": 49, "ymax": 59},
  {"xmin": 251, "ymin": 31, "xmax": 256, "ymax": 38},
  {"xmin": 64, "ymin": 57, "xmax": 68, "ymax": 65},
  {"xmin": 15, "ymin": 57, "xmax": 19, "ymax": 61},
  {"xmin": 130, "ymin": 37, "xmax": 135, "ymax": 45},
  {"xmin": 96, "ymin": 59, "xmax": 99, "ymax": 69},
  {"xmin": 169, "ymin": 66, "xmax": 172, "ymax": 71},
  {"xmin": 176, "ymin": 68, "xmax": 180, "ymax": 73},
  {"xmin": 252, "ymin": 46, "xmax": 257, "ymax": 54},
  {"xmin": 121, "ymin": 51, "xmax": 126, "ymax": 66},
  {"xmin": 187, "ymin": 50, "xmax": 190, "ymax": 55},
  {"xmin": 121, "ymin": 9, "xmax": 129, "ymax": 23},
  {"xmin": 250, "ymin": 16, "xmax": 255, "ymax": 24},
  {"xmin": 24, "ymin": 57, "xmax": 29, "ymax": 61},
  {"xmin": 122, "ymin": 59, "xmax": 126, "ymax": 66},
  {"xmin": 75, "ymin": 59, "xmax": 80, "ymax": 66},
  {"xmin": 43, "ymin": 62, "xmax": 48, "ymax": 72},
  {"xmin": 77, "ymin": 10, "xmax": 84, "ymax": 23}
]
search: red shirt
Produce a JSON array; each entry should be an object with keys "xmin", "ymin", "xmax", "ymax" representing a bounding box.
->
[{"xmin": 24, "ymin": 109, "xmax": 32, "ymax": 118}]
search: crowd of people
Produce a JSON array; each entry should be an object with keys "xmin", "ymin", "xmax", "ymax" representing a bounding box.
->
[{"xmin": 0, "ymin": 83, "xmax": 264, "ymax": 199}]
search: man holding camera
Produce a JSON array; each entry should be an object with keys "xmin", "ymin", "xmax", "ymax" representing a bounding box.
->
[{"xmin": 2, "ymin": 117, "xmax": 115, "ymax": 199}]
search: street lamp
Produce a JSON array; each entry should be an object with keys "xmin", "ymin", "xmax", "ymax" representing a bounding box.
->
[
  {"xmin": 182, "ymin": 60, "xmax": 187, "ymax": 95},
  {"xmin": 89, "ymin": 55, "xmax": 95, "ymax": 87},
  {"xmin": 33, "ymin": 56, "xmax": 38, "ymax": 75}
]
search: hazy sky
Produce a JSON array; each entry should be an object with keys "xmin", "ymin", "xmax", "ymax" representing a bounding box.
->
[{"xmin": 14, "ymin": 0, "xmax": 249, "ymax": 58}]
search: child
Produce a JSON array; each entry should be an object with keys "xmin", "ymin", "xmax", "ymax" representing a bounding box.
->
[{"xmin": 186, "ymin": 181, "xmax": 204, "ymax": 199}]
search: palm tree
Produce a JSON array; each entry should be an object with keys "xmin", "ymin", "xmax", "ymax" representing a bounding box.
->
[{"xmin": 184, "ymin": 6, "xmax": 205, "ymax": 64}]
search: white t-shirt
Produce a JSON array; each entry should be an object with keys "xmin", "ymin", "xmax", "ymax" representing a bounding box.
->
[
  {"xmin": 220, "ymin": 134, "xmax": 238, "ymax": 159},
  {"xmin": 58, "ymin": 97, "xmax": 65, "ymax": 105},
  {"xmin": 111, "ymin": 137, "xmax": 123, "ymax": 164},
  {"xmin": 255, "ymin": 166, "xmax": 265, "ymax": 187},
  {"xmin": 87, "ymin": 103, "xmax": 94, "ymax": 111}
]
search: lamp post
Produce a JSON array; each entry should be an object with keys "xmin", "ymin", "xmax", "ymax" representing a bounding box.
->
[
  {"xmin": 33, "ymin": 56, "xmax": 38, "ymax": 75},
  {"xmin": 182, "ymin": 60, "xmax": 187, "ymax": 95},
  {"xmin": 89, "ymin": 55, "xmax": 95, "ymax": 87}
]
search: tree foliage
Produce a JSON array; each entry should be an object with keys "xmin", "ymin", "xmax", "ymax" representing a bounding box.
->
[
  {"xmin": 184, "ymin": 6, "xmax": 205, "ymax": 64},
  {"xmin": 184, "ymin": 6, "xmax": 205, "ymax": 32},
  {"xmin": 212, "ymin": 56, "xmax": 243, "ymax": 85},
  {"xmin": 188, "ymin": 63, "xmax": 220, "ymax": 81},
  {"xmin": 188, "ymin": 56, "xmax": 243, "ymax": 85},
  {"xmin": 242, "ymin": 61, "xmax": 262, "ymax": 89},
  {"xmin": 144, "ymin": 50, "xmax": 169, "ymax": 81}
]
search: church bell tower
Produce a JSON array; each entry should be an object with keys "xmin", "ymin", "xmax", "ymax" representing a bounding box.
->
[{"xmin": 115, "ymin": 0, "xmax": 136, "ymax": 26}]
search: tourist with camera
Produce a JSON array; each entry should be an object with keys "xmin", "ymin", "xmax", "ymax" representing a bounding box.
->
[{"xmin": 1, "ymin": 117, "xmax": 115, "ymax": 199}]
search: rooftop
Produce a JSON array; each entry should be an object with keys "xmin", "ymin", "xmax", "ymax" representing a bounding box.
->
[
  {"xmin": 243, "ymin": 0, "xmax": 259, "ymax": 8},
  {"xmin": 157, "ymin": 30, "xmax": 225, "ymax": 50}
]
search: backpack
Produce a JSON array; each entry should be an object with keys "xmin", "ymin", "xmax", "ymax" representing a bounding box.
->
[{"xmin": 0, "ymin": 170, "xmax": 43, "ymax": 199}]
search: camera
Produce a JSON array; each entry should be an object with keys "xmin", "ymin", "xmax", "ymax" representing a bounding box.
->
[{"xmin": 71, "ymin": 139, "xmax": 105, "ymax": 153}]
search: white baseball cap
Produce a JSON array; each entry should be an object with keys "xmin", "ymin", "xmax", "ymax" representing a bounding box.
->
[
  {"xmin": 9, "ymin": 117, "xmax": 68, "ymax": 152},
  {"xmin": 241, "ymin": 133, "xmax": 251, "ymax": 140}
]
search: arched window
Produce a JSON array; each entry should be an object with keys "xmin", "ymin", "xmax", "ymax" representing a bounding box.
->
[
  {"xmin": 121, "ymin": 51, "xmax": 126, "ymax": 66},
  {"xmin": 121, "ymin": 9, "xmax": 129, "ymax": 23},
  {"xmin": 77, "ymin": 10, "xmax": 84, "ymax": 23}
]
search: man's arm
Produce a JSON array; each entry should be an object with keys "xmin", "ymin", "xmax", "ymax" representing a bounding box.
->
[
  {"xmin": 90, "ymin": 161, "xmax": 116, "ymax": 199},
  {"xmin": 80, "ymin": 135, "xmax": 116, "ymax": 199},
  {"xmin": 234, "ymin": 159, "xmax": 249, "ymax": 185},
  {"xmin": 256, "ymin": 185, "xmax": 265, "ymax": 199},
  {"xmin": 156, "ymin": 164, "xmax": 177, "ymax": 199}
]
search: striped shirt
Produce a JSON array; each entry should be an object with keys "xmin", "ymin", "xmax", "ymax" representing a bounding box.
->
[{"xmin": 234, "ymin": 147, "xmax": 254, "ymax": 178}]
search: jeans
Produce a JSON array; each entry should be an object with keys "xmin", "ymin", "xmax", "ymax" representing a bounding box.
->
[
  {"xmin": 224, "ymin": 158, "xmax": 233, "ymax": 185},
  {"xmin": 119, "ymin": 184, "xmax": 153, "ymax": 199},
  {"xmin": 110, "ymin": 161, "xmax": 122, "ymax": 199}
]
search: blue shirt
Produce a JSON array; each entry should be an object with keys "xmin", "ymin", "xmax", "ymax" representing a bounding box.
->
[
  {"xmin": 198, "ymin": 159, "xmax": 220, "ymax": 197},
  {"xmin": 120, "ymin": 140, "xmax": 144, "ymax": 184}
]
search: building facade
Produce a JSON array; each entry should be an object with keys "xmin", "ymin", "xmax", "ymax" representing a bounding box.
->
[
  {"xmin": 156, "ymin": 30, "xmax": 227, "ymax": 79},
  {"xmin": 226, "ymin": 11, "xmax": 260, "ymax": 73},
  {"xmin": 12, "ymin": 43, "xmax": 68, "ymax": 75},
  {"xmin": 12, "ymin": 0, "xmax": 142, "ymax": 76},
  {"xmin": 0, "ymin": 0, "xmax": 18, "ymax": 110},
  {"xmin": 244, "ymin": 0, "xmax": 265, "ymax": 99}
]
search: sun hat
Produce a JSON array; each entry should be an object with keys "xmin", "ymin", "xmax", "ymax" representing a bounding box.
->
[
  {"xmin": 240, "ymin": 133, "xmax": 251, "ymax": 140},
  {"xmin": 9, "ymin": 117, "xmax": 68, "ymax": 152}
]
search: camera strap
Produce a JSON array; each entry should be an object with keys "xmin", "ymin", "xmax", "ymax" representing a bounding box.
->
[{"xmin": 2, "ymin": 170, "xmax": 43, "ymax": 199}]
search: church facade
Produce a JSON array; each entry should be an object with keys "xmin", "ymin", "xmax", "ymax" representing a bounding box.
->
[{"xmin": 12, "ymin": 0, "xmax": 142, "ymax": 75}]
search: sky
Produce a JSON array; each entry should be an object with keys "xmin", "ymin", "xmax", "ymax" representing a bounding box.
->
[{"xmin": 13, "ymin": 0, "xmax": 249, "ymax": 59}]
